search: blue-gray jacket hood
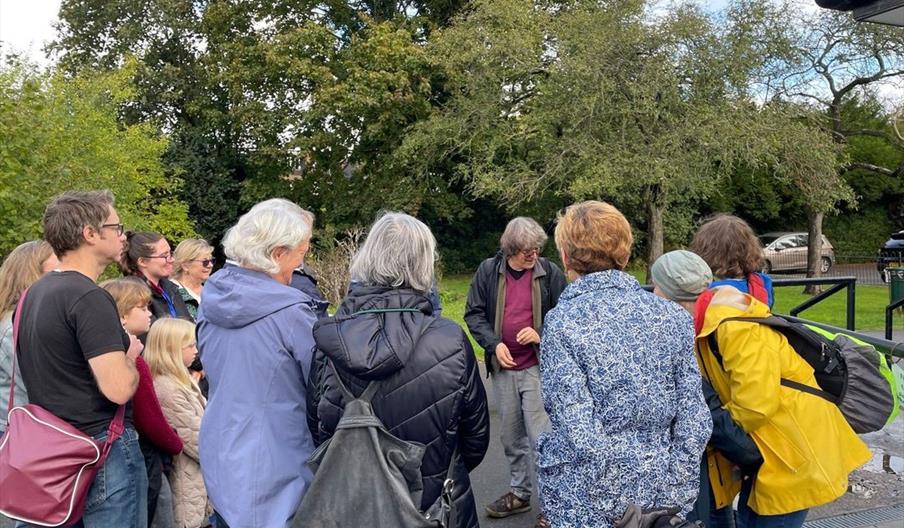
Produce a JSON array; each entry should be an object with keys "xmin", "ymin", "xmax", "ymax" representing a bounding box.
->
[{"xmin": 199, "ymin": 265, "xmax": 311, "ymax": 329}]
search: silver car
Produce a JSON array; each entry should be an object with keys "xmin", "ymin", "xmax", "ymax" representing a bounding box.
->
[{"xmin": 759, "ymin": 232, "xmax": 835, "ymax": 274}]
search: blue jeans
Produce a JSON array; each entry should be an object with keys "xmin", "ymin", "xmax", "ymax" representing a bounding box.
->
[
  {"xmin": 19, "ymin": 428, "xmax": 147, "ymax": 528},
  {"xmin": 736, "ymin": 476, "xmax": 807, "ymax": 528},
  {"xmin": 211, "ymin": 512, "xmax": 230, "ymax": 528}
]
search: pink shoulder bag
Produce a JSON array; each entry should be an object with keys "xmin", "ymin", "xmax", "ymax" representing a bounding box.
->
[{"xmin": 0, "ymin": 288, "xmax": 125, "ymax": 527}]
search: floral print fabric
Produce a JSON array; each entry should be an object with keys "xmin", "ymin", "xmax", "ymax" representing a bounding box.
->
[{"xmin": 537, "ymin": 270, "xmax": 711, "ymax": 528}]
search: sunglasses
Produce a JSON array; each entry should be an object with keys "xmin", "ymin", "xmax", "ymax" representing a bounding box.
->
[{"xmin": 193, "ymin": 259, "xmax": 214, "ymax": 267}]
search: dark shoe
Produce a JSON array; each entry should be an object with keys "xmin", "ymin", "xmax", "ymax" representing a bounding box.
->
[
  {"xmin": 535, "ymin": 512, "xmax": 551, "ymax": 528},
  {"xmin": 485, "ymin": 492, "xmax": 531, "ymax": 518}
]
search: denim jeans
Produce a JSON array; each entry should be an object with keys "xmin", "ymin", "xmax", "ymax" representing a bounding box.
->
[
  {"xmin": 736, "ymin": 476, "xmax": 807, "ymax": 528},
  {"xmin": 18, "ymin": 427, "xmax": 148, "ymax": 528},
  {"xmin": 491, "ymin": 365, "xmax": 551, "ymax": 501},
  {"xmin": 211, "ymin": 511, "xmax": 230, "ymax": 528}
]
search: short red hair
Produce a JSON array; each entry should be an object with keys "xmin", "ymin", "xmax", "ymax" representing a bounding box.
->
[{"xmin": 555, "ymin": 201, "xmax": 633, "ymax": 275}]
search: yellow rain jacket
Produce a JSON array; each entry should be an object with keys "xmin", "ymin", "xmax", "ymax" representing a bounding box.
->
[{"xmin": 695, "ymin": 287, "xmax": 871, "ymax": 515}]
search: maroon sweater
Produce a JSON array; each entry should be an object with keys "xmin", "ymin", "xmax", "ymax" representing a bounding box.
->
[
  {"xmin": 501, "ymin": 269, "xmax": 538, "ymax": 370},
  {"xmin": 133, "ymin": 356, "xmax": 183, "ymax": 455}
]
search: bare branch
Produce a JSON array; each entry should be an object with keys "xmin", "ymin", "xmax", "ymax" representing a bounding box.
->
[{"xmin": 843, "ymin": 162, "xmax": 896, "ymax": 176}]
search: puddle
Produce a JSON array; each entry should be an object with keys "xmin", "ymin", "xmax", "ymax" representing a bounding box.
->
[{"xmin": 860, "ymin": 453, "xmax": 904, "ymax": 477}]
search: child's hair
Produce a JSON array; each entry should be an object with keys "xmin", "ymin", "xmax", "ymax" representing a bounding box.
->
[
  {"xmin": 100, "ymin": 277, "xmax": 152, "ymax": 318},
  {"xmin": 145, "ymin": 318, "xmax": 196, "ymax": 389}
]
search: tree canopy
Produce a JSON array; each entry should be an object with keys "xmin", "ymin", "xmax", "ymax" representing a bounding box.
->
[{"xmin": 0, "ymin": 59, "xmax": 193, "ymax": 258}]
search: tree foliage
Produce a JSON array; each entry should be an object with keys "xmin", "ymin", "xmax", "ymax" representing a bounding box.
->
[
  {"xmin": 0, "ymin": 59, "xmax": 194, "ymax": 258},
  {"xmin": 51, "ymin": 0, "xmax": 475, "ymax": 249},
  {"xmin": 401, "ymin": 0, "xmax": 845, "ymax": 269}
]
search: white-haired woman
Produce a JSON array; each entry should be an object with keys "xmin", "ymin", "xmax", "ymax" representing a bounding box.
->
[
  {"xmin": 197, "ymin": 199, "xmax": 317, "ymax": 528},
  {"xmin": 307, "ymin": 212, "xmax": 490, "ymax": 528}
]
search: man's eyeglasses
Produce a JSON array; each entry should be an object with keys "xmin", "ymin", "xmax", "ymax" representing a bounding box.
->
[
  {"xmin": 145, "ymin": 253, "xmax": 174, "ymax": 261},
  {"xmin": 519, "ymin": 248, "xmax": 540, "ymax": 258},
  {"xmin": 193, "ymin": 259, "xmax": 214, "ymax": 268},
  {"xmin": 101, "ymin": 223, "xmax": 124, "ymax": 236}
]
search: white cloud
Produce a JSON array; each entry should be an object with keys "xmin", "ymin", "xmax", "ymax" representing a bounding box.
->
[{"xmin": 0, "ymin": 0, "xmax": 61, "ymax": 66}]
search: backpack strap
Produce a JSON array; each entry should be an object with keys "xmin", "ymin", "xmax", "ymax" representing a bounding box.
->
[{"xmin": 705, "ymin": 316, "xmax": 839, "ymax": 405}]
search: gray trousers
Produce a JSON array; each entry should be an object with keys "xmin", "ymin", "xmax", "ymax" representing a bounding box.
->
[{"xmin": 491, "ymin": 365, "xmax": 551, "ymax": 501}]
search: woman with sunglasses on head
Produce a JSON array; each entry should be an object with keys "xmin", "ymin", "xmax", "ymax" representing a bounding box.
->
[
  {"xmin": 121, "ymin": 232, "xmax": 194, "ymax": 328},
  {"xmin": 171, "ymin": 239, "xmax": 215, "ymax": 320}
]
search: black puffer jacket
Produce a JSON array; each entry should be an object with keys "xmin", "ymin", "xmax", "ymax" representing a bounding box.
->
[{"xmin": 307, "ymin": 287, "xmax": 490, "ymax": 528}]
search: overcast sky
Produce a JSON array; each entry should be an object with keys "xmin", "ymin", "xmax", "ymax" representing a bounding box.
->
[{"xmin": 0, "ymin": 0, "xmax": 61, "ymax": 66}]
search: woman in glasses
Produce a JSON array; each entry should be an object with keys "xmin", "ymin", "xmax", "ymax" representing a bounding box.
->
[
  {"xmin": 120, "ymin": 231, "xmax": 194, "ymax": 326},
  {"xmin": 171, "ymin": 239, "xmax": 215, "ymax": 320}
]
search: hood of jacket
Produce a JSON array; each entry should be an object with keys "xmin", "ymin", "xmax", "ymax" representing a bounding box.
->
[
  {"xmin": 697, "ymin": 286, "xmax": 768, "ymax": 338},
  {"xmin": 313, "ymin": 286, "xmax": 434, "ymax": 381},
  {"xmin": 199, "ymin": 264, "xmax": 310, "ymax": 329}
]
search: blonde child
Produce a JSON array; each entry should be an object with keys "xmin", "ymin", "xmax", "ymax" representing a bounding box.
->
[
  {"xmin": 144, "ymin": 318, "xmax": 211, "ymax": 528},
  {"xmin": 101, "ymin": 278, "xmax": 183, "ymax": 527}
]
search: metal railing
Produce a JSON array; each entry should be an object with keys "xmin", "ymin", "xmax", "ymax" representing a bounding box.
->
[
  {"xmin": 642, "ymin": 276, "xmax": 904, "ymax": 355},
  {"xmin": 784, "ymin": 315, "xmax": 904, "ymax": 359},
  {"xmin": 771, "ymin": 277, "xmax": 857, "ymax": 331},
  {"xmin": 888, "ymin": 296, "xmax": 904, "ymax": 341}
]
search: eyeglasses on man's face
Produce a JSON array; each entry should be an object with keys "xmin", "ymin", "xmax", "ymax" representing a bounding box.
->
[
  {"xmin": 145, "ymin": 253, "xmax": 174, "ymax": 262},
  {"xmin": 519, "ymin": 248, "xmax": 540, "ymax": 258},
  {"xmin": 101, "ymin": 223, "xmax": 125, "ymax": 236},
  {"xmin": 193, "ymin": 259, "xmax": 214, "ymax": 268}
]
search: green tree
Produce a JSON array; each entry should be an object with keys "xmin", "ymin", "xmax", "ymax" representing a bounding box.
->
[
  {"xmin": 50, "ymin": 0, "xmax": 475, "ymax": 250},
  {"xmin": 0, "ymin": 59, "xmax": 193, "ymax": 257},
  {"xmin": 739, "ymin": 0, "xmax": 903, "ymax": 281},
  {"xmin": 402, "ymin": 0, "xmax": 844, "ymax": 276}
]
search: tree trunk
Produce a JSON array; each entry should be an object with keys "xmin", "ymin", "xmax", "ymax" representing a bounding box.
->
[
  {"xmin": 804, "ymin": 208, "xmax": 824, "ymax": 295},
  {"xmin": 645, "ymin": 199, "xmax": 665, "ymax": 284}
]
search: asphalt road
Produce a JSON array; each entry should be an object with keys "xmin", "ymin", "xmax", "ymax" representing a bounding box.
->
[{"xmin": 470, "ymin": 365, "xmax": 540, "ymax": 528}]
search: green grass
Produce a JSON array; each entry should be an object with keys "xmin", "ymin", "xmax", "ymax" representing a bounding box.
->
[{"xmin": 438, "ymin": 274, "xmax": 897, "ymax": 360}]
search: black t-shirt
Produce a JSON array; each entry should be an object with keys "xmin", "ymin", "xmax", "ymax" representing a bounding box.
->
[{"xmin": 16, "ymin": 271, "xmax": 133, "ymax": 436}]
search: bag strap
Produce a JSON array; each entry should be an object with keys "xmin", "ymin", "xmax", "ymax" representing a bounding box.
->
[
  {"xmin": 11, "ymin": 286, "xmax": 126, "ymax": 451},
  {"xmin": 8, "ymin": 287, "xmax": 29, "ymax": 414},
  {"xmin": 705, "ymin": 316, "xmax": 839, "ymax": 405}
]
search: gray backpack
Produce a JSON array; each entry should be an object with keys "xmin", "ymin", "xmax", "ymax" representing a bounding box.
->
[{"xmin": 293, "ymin": 361, "xmax": 457, "ymax": 528}]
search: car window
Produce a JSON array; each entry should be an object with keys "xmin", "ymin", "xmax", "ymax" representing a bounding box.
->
[
  {"xmin": 773, "ymin": 236, "xmax": 796, "ymax": 250},
  {"xmin": 796, "ymin": 235, "xmax": 808, "ymax": 247},
  {"xmin": 759, "ymin": 235, "xmax": 779, "ymax": 246}
]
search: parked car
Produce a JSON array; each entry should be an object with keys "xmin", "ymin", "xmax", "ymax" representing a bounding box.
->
[
  {"xmin": 759, "ymin": 232, "xmax": 835, "ymax": 274},
  {"xmin": 877, "ymin": 230, "xmax": 904, "ymax": 283}
]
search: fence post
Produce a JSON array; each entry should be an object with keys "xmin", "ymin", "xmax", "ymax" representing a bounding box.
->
[
  {"xmin": 887, "ymin": 297, "xmax": 904, "ymax": 341},
  {"xmin": 846, "ymin": 278, "xmax": 855, "ymax": 331}
]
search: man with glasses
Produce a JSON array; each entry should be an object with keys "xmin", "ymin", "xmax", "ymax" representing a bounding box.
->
[
  {"xmin": 15, "ymin": 190, "xmax": 146, "ymax": 527},
  {"xmin": 464, "ymin": 217, "xmax": 566, "ymax": 528}
]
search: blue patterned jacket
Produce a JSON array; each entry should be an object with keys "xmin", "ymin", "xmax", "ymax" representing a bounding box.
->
[{"xmin": 537, "ymin": 271, "xmax": 711, "ymax": 528}]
